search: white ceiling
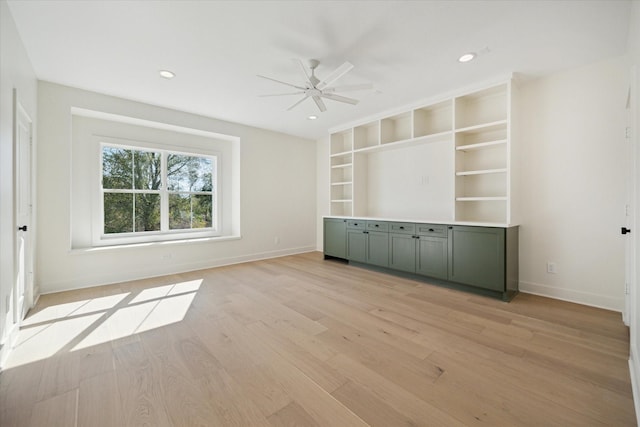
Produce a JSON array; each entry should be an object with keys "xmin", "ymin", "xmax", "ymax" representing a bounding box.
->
[{"xmin": 6, "ymin": 0, "xmax": 632, "ymax": 140}]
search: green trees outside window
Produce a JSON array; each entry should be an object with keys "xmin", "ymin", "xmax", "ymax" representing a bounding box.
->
[{"xmin": 102, "ymin": 145, "xmax": 215, "ymax": 235}]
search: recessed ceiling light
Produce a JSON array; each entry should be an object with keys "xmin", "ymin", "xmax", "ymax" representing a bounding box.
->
[
  {"xmin": 159, "ymin": 70, "xmax": 175, "ymax": 79},
  {"xmin": 308, "ymin": 115, "xmax": 318, "ymax": 120},
  {"xmin": 458, "ymin": 53, "xmax": 476, "ymax": 63}
]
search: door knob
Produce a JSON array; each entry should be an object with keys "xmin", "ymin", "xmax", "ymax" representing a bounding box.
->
[
  {"xmin": 18, "ymin": 225, "xmax": 27, "ymax": 232},
  {"xmin": 622, "ymin": 227, "xmax": 631, "ymax": 235}
]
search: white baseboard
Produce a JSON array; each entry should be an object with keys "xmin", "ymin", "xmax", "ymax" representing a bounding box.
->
[
  {"xmin": 519, "ymin": 280, "xmax": 624, "ymax": 312},
  {"xmin": 39, "ymin": 246, "xmax": 317, "ymax": 295}
]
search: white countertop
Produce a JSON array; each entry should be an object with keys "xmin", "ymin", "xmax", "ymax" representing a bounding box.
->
[{"xmin": 323, "ymin": 215, "xmax": 518, "ymax": 228}]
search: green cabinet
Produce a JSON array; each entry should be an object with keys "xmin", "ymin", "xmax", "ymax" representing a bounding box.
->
[
  {"xmin": 324, "ymin": 218, "xmax": 518, "ymax": 301},
  {"xmin": 346, "ymin": 228, "xmax": 368, "ymax": 263},
  {"xmin": 448, "ymin": 226, "xmax": 505, "ymax": 291},
  {"xmin": 367, "ymin": 231, "xmax": 389, "ymax": 267},
  {"xmin": 389, "ymin": 233, "xmax": 416, "ymax": 273},
  {"xmin": 347, "ymin": 220, "xmax": 389, "ymax": 267},
  {"xmin": 389, "ymin": 222, "xmax": 447, "ymax": 279},
  {"xmin": 416, "ymin": 236, "xmax": 448, "ymax": 279},
  {"xmin": 323, "ymin": 218, "xmax": 347, "ymax": 259}
]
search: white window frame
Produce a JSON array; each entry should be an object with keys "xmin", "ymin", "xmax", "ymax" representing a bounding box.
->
[{"xmin": 93, "ymin": 137, "xmax": 221, "ymax": 246}]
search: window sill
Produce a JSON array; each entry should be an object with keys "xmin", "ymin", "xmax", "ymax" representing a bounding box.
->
[{"xmin": 69, "ymin": 234, "xmax": 241, "ymax": 254}]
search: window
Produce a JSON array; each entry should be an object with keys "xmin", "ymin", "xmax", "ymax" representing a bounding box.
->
[{"xmin": 101, "ymin": 143, "xmax": 217, "ymax": 241}]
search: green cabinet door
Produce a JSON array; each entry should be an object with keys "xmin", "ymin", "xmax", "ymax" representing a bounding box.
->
[
  {"xmin": 367, "ymin": 231, "xmax": 389, "ymax": 267},
  {"xmin": 448, "ymin": 226, "xmax": 505, "ymax": 291},
  {"xmin": 416, "ymin": 236, "xmax": 448, "ymax": 279},
  {"xmin": 347, "ymin": 229, "xmax": 368, "ymax": 263},
  {"xmin": 323, "ymin": 218, "xmax": 347, "ymax": 259},
  {"xmin": 389, "ymin": 233, "xmax": 416, "ymax": 273}
]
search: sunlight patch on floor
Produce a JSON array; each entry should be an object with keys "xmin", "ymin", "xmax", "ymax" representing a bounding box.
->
[
  {"xmin": 4, "ymin": 313, "xmax": 103, "ymax": 369},
  {"xmin": 5, "ymin": 279, "xmax": 202, "ymax": 368}
]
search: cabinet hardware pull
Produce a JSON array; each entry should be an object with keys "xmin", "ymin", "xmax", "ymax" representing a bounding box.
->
[
  {"xmin": 428, "ymin": 228, "xmax": 434, "ymax": 232},
  {"xmin": 399, "ymin": 226, "xmax": 404, "ymax": 229},
  {"xmin": 375, "ymin": 224, "xmax": 379, "ymax": 227}
]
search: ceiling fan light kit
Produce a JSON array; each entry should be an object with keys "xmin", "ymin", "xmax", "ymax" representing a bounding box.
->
[{"xmin": 258, "ymin": 59, "xmax": 372, "ymax": 113}]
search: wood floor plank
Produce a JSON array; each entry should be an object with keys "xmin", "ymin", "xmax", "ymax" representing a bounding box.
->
[
  {"xmin": 267, "ymin": 401, "xmax": 323, "ymax": 427},
  {"xmin": 115, "ymin": 364, "xmax": 173, "ymax": 427},
  {"xmin": 428, "ymin": 351, "xmax": 611, "ymax": 427},
  {"xmin": 317, "ymin": 315, "xmax": 444, "ymax": 387},
  {"xmin": 332, "ymin": 380, "xmax": 428, "ymax": 427},
  {"xmin": 427, "ymin": 345, "xmax": 636, "ymax": 426},
  {"xmin": 328, "ymin": 352, "xmax": 467, "ymax": 427},
  {"xmin": 28, "ymin": 389, "xmax": 77, "ymax": 427},
  {"xmin": 77, "ymin": 371, "xmax": 122, "ymax": 427},
  {"xmin": 282, "ymin": 285, "xmax": 435, "ymax": 359},
  {"xmin": 190, "ymin": 315, "xmax": 294, "ymax": 417},
  {"xmin": 246, "ymin": 320, "xmax": 348, "ymax": 393},
  {"xmin": 1, "ymin": 251, "xmax": 635, "ymax": 426},
  {"xmin": 196, "ymin": 368, "xmax": 273, "ymax": 427}
]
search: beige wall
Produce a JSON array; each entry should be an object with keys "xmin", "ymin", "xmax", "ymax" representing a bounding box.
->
[
  {"xmin": 37, "ymin": 82, "xmax": 317, "ymax": 293},
  {"xmin": 518, "ymin": 55, "xmax": 628, "ymax": 310},
  {"xmin": 0, "ymin": 0, "xmax": 38, "ymax": 365}
]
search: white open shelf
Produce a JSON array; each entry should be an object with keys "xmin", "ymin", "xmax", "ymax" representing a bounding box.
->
[
  {"xmin": 330, "ymin": 129, "xmax": 353, "ymax": 155},
  {"xmin": 381, "ymin": 112, "xmax": 412, "ymax": 144},
  {"xmin": 456, "ymin": 168, "xmax": 507, "ymax": 176},
  {"xmin": 456, "ymin": 196, "xmax": 507, "ymax": 201},
  {"xmin": 329, "ymin": 79, "xmax": 514, "ymax": 224},
  {"xmin": 456, "ymin": 139, "xmax": 507, "ymax": 151}
]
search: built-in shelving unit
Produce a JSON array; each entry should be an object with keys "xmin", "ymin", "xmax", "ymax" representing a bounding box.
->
[
  {"xmin": 414, "ymin": 100, "xmax": 452, "ymax": 138},
  {"xmin": 381, "ymin": 112, "xmax": 412, "ymax": 144},
  {"xmin": 330, "ymin": 130, "xmax": 354, "ymax": 216},
  {"xmin": 329, "ymin": 79, "xmax": 515, "ymax": 224},
  {"xmin": 454, "ymin": 85, "xmax": 510, "ymax": 223}
]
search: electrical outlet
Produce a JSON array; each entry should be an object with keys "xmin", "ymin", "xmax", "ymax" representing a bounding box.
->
[{"xmin": 547, "ymin": 262, "xmax": 557, "ymax": 274}]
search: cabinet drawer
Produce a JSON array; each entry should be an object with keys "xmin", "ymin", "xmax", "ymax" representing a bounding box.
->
[
  {"xmin": 366, "ymin": 221, "xmax": 389, "ymax": 232},
  {"xmin": 416, "ymin": 224, "xmax": 448, "ymax": 238},
  {"xmin": 389, "ymin": 222, "xmax": 415, "ymax": 234},
  {"xmin": 346, "ymin": 220, "xmax": 366, "ymax": 230}
]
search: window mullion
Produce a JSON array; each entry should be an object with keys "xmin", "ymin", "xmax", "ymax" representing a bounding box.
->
[
  {"xmin": 161, "ymin": 151, "xmax": 168, "ymax": 231},
  {"xmin": 131, "ymin": 150, "xmax": 136, "ymax": 232}
]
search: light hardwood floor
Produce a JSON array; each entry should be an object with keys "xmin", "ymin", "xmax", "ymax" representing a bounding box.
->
[{"xmin": 0, "ymin": 251, "xmax": 635, "ymax": 426}]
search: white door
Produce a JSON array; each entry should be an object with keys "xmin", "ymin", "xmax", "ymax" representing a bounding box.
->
[
  {"xmin": 14, "ymin": 92, "xmax": 33, "ymax": 322},
  {"xmin": 626, "ymin": 66, "xmax": 638, "ymax": 327}
]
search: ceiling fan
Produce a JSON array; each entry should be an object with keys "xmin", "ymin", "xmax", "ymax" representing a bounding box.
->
[{"xmin": 258, "ymin": 59, "xmax": 372, "ymax": 113}]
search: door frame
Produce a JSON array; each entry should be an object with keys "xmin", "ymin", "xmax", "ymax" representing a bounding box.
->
[{"xmin": 13, "ymin": 88, "xmax": 34, "ymax": 323}]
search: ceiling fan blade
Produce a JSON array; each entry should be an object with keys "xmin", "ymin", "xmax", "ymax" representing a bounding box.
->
[
  {"xmin": 259, "ymin": 91, "xmax": 305, "ymax": 97},
  {"xmin": 257, "ymin": 75, "xmax": 306, "ymax": 90},
  {"xmin": 312, "ymin": 95, "xmax": 327, "ymax": 112},
  {"xmin": 320, "ymin": 93, "xmax": 359, "ymax": 105},
  {"xmin": 324, "ymin": 83, "xmax": 373, "ymax": 93},
  {"xmin": 293, "ymin": 58, "xmax": 311, "ymax": 82},
  {"xmin": 316, "ymin": 61, "xmax": 354, "ymax": 90},
  {"xmin": 286, "ymin": 95, "xmax": 310, "ymax": 111}
]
